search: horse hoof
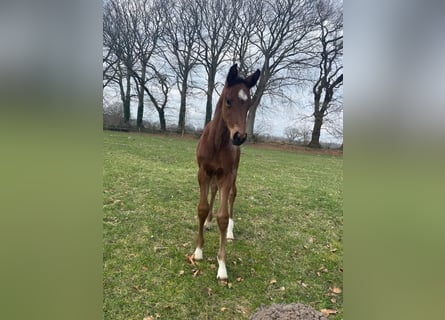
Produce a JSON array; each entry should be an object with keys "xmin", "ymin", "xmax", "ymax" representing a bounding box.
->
[
  {"xmin": 218, "ymin": 279, "xmax": 229, "ymax": 286},
  {"xmin": 193, "ymin": 248, "xmax": 203, "ymax": 260},
  {"xmin": 217, "ymin": 259, "xmax": 228, "ymax": 280}
]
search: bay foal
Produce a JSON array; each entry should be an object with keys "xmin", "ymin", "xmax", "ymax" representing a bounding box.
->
[{"xmin": 193, "ymin": 64, "xmax": 260, "ymax": 280}]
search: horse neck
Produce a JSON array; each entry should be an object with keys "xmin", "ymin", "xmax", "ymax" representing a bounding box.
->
[{"xmin": 209, "ymin": 96, "xmax": 230, "ymax": 148}]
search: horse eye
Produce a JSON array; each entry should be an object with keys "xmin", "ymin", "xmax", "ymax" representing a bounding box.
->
[{"xmin": 226, "ymin": 99, "xmax": 232, "ymax": 107}]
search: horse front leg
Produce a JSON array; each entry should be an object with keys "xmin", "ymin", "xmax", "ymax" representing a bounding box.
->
[
  {"xmin": 216, "ymin": 174, "xmax": 233, "ymax": 281},
  {"xmin": 194, "ymin": 167, "xmax": 210, "ymax": 261},
  {"xmin": 204, "ymin": 178, "xmax": 217, "ymax": 230},
  {"xmin": 227, "ymin": 182, "xmax": 237, "ymax": 240}
]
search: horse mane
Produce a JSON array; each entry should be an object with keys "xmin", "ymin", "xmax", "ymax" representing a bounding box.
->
[{"xmin": 207, "ymin": 96, "xmax": 230, "ymax": 149}]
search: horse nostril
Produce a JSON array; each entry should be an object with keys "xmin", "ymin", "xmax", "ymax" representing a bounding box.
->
[{"xmin": 233, "ymin": 132, "xmax": 247, "ymax": 146}]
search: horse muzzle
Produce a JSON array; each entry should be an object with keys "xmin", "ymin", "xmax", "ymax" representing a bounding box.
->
[{"xmin": 232, "ymin": 131, "xmax": 247, "ymax": 146}]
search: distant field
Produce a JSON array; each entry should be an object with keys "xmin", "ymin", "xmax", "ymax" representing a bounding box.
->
[{"xmin": 103, "ymin": 131, "xmax": 343, "ymax": 320}]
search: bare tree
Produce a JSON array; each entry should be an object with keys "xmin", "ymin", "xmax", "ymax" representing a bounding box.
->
[
  {"xmin": 307, "ymin": 0, "xmax": 343, "ymax": 148},
  {"xmin": 322, "ymin": 99, "xmax": 343, "ymax": 142},
  {"xmin": 229, "ymin": 0, "xmax": 261, "ymax": 74},
  {"xmin": 104, "ymin": 0, "xmax": 169, "ymax": 129},
  {"xmin": 128, "ymin": 0, "xmax": 164, "ymax": 128},
  {"xmin": 194, "ymin": 0, "xmax": 241, "ymax": 126},
  {"xmin": 160, "ymin": 0, "xmax": 201, "ymax": 133},
  {"xmin": 246, "ymin": 0, "xmax": 317, "ymax": 140},
  {"xmin": 284, "ymin": 123, "xmax": 312, "ymax": 144},
  {"xmin": 103, "ymin": 47, "xmax": 119, "ymax": 89},
  {"xmin": 103, "ymin": 0, "xmax": 138, "ymax": 124},
  {"xmin": 284, "ymin": 126, "xmax": 300, "ymax": 142},
  {"xmin": 140, "ymin": 66, "xmax": 170, "ymax": 131},
  {"xmin": 103, "ymin": 101, "xmax": 125, "ymax": 129}
]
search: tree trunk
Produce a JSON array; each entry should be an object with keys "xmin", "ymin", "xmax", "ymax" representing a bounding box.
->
[
  {"xmin": 136, "ymin": 64, "xmax": 146, "ymax": 128},
  {"xmin": 204, "ymin": 71, "xmax": 216, "ymax": 126},
  {"xmin": 158, "ymin": 108, "xmax": 166, "ymax": 131},
  {"xmin": 145, "ymin": 88, "xmax": 167, "ymax": 132},
  {"xmin": 308, "ymin": 113, "xmax": 323, "ymax": 148},
  {"xmin": 123, "ymin": 72, "xmax": 131, "ymax": 124},
  {"xmin": 136, "ymin": 100, "xmax": 144, "ymax": 128},
  {"xmin": 246, "ymin": 73, "xmax": 267, "ymax": 140},
  {"xmin": 177, "ymin": 73, "xmax": 189, "ymax": 133},
  {"xmin": 246, "ymin": 103, "xmax": 257, "ymax": 140}
]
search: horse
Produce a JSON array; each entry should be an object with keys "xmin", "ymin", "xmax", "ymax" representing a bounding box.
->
[{"xmin": 193, "ymin": 63, "xmax": 260, "ymax": 281}]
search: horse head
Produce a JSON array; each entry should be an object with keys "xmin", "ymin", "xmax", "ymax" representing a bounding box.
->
[{"xmin": 221, "ymin": 64, "xmax": 260, "ymax": 146}]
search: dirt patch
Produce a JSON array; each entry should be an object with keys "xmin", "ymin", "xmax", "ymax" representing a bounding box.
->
[{"xmin": 250, "ymin": 303, "xmax": 328, "ymax": 320}]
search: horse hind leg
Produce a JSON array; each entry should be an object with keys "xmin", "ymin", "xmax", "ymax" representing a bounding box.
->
[
  {"xmin": 194, "ymin": 168, "xmax": 210, "ymax": 261},
  {"xmin": 226, "ymin": 183, "xmax": 237, "ymax": 240},
  {"xmin": 204, "ymin": 178, "xmax": 217, "ymax": 230}
]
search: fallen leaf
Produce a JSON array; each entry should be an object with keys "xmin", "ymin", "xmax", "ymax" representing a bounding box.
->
[
  {"xmin": 301, "ymin": 282, "xmax": 309, "ymax": 288},
  {"xmin": 331, "ymin": 298, "xmax": 337, "ymax": 303},
  {"xmin": 316, "ymin": 272, "xmax": 321, "ymax": 277},
  {"xmin": 207, "ymin": 287, "xmax": 212, "ymax": 296},
  {"xmin": 179, "ymin": 270, "xmax": 185, "ymax": 276},
  {"xmin": 318, "ymin": 266, "xmax": 328, "ymax": 273},
  {"xmin": 236, "ymin": 277, "xmax": 244, "ymax": 282},
  {"xmin": 227, "ymin": 282, "xmax": 233, "ymax": 289},
  {"xmin": 270, "ymin": 278, "xmax": 277, "ymax": 285},
  {"xmin": 331, "ymin": 286, "xmax": 342, "ymax": 294},
  {"xmin": 236, "ymin": 305, "xmax": 249, "ymax": 315},
  {"xmin": 193, "ymin": 269, "xmax": 200, "ymax": 277},
  {"xmin": 185, "ymin": 254, "xmax": 196, "ymax": 266},
  {"xmin": 210, "ymin": 264, "xmax": 216, "ymax": 270},
  {"xmin": 318, "ymin": 265, "xmax": 328, "ymax": 273},
  {"xmin": 330, "ymin": 248, "xmax": 338, "ymax": 252},
  {"xmin": 143, "ymin": 316, "xmax": 154, "ymax": 320},
  {"xmin": 321, "ymin": 308, "xmax": 337, "ymax": 316},
  {"xmin": 280, "ymin": 286, "xmax": 285, "ymax": 291},
  {"xmin": 220, "ymin": 307, "xmax": 227, "ymax": 312}
]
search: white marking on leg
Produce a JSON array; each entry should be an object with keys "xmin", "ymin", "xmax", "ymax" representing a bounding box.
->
[
  {"xmin": 226, "ymin": 218, "xmax": 234, "ymax": 240},
  {"xmin": 238, "ymin": 89, "xmax": 248, "ymax": 101},
  {"xmin": 193, "ymin": 247, "xmax": 203, "ymax": 260},
  {"xmin": 217, "ymin": 258, "xmax": 228, "ymax": 280}
]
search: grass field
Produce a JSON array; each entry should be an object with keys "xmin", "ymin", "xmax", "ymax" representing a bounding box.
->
[{"xmin": 103, "ymin": 131, "xmax": 343, "ymax": 320}]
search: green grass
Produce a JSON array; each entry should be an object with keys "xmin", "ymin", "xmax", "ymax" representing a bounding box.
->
[{"xmin": 103, "ymin": 131, "xmax": 343, "ymax": 320}]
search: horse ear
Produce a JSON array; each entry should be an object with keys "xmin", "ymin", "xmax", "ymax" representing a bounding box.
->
[
  {"xmin": 246, "ymin": 69, "xmax": 260, "ymax": 88},
  {"xmin": 227, "ymin": 64, "xmax": 238, "ymax": 86}
]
